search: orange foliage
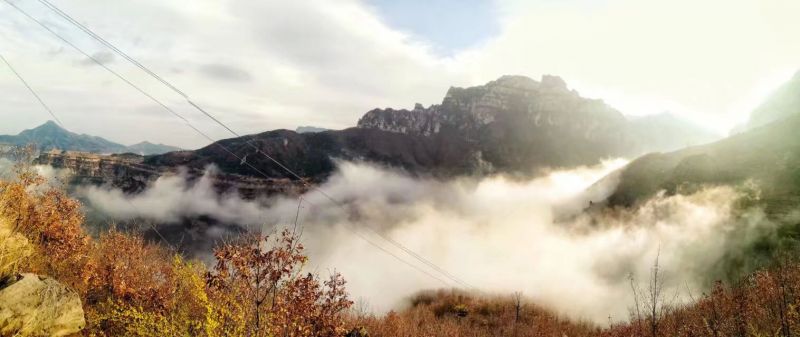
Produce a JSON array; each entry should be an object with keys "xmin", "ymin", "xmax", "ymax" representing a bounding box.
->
[
  {"xmin": 350, "ymin": 290, "xmax": 599, "ymax": 337},
  {"xmin": 0, "ymin": 167, "xmax": 88, "ymax": 282},
  {"xmin": 207, "ymin": 230, "xmax": 353, "ymax": 337},
  {"xmin": 0, "ymin": 162, "xmax": 353, "ymax": 336},
  {"xmin": 8, "ymin": 151, "xmax": 800, "ymax": 337}
]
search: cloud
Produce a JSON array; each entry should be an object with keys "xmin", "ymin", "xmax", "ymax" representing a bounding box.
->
[
  {"xmin": 77, "ymin": 51, "xmax": 114, "ymax": 66},
  {"xmin": 199, "ymin": 63, "xmax": 252, "ymax": 82},
  {"xmin": 2, "ymin": 0, "xmax": 797, "ymax": 148},
  {"xmin": 459, "ymin": 0, "xmax": 800, "ymax": 133},
  {"xmin": 0, "ymin": 0, "xmax": 460, "ymax": 148},
  {"xmin": 78, "ymin": 159, "xmax": 775, "ymax": 323}
]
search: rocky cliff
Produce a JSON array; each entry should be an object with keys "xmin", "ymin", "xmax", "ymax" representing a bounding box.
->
[
  {"xmin": 35, "ymin": 150, "xmax": 305, "ymax": 198},
  {"xmin": 358, "ymin": 75, "xmax": 625, "ymax": 139},
  {"xmin": 39, "ymin": 75, "xmax": 718, "ymax": 194},
  {"xmin": 357, "ymin": 75, "xmax": 715, "ymax": 173}
]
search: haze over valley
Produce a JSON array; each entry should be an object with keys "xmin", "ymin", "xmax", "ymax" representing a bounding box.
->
[{"xmin": 1, "ymin": 1, "xmax": 800, "ymax": 336}]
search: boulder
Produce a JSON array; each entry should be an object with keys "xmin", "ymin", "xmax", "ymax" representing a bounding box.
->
[{"xmin": 0, "ymin": 273, "xmax": 85, "ymax": 337}]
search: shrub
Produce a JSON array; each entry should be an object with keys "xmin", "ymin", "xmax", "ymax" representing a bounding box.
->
[{"xmin": 0, "ymin": 218, "xmax": 33, "ymax": 282}]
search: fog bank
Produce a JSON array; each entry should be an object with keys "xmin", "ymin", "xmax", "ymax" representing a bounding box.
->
[{"xmin": 77, "ymin": 160, "xmax": 772, "ymax": 324}]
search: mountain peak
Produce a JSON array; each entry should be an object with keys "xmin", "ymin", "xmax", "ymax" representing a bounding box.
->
[
  {"xmin": 495, "ymin": 74, "xmax": 537, "ymax": 86},
  {"xmin": 20, "ymin": 120, "xmax": 70, "ymax": 138},
  {"xmin": 1, "ymin": 121, "xmax": 180, "ymax": 155},
  {"xmin": 35, "ymin": 120, "xmax": 66, "ymax": 131},
  {"xmin": 540, "ymin": 74, "xmax": 568, "ymax": 90}
]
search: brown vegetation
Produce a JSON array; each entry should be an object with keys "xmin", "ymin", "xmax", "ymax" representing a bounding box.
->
[
  {"xmin": 0, "ymin": 161, "xmax": 353, "ymax": 336},
  {"xmin": 5, "ymin": 153, "xmax": 800, "ymax": 336}
]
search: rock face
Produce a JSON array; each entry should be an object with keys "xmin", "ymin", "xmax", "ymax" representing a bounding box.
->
[
  {"xmin": 39, "ymin": 75, "xmax": 718, "ymax": 192},
  {"xmin": 358, "ymin": 75, "xmax": 625, "ymax": 138},
  {"xmin": 0, "ymin": 273, "xmax": 85, "ymax": 337},
  {"xmin": 357, "ymin": 75, "xmax": 715, "ymax": 173},
  {"xmin": 35, "ymin": 150, "xmax": 306, "ymax": 197},
  {"xmin": 36, "ymin": 150, "xmax": 161, "ymax": 193}
]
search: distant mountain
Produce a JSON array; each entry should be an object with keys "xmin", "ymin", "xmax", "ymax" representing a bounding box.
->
[
  {"xmin": 625, "ymin": 112, "xmax": 718, "ymax": 153},
  {"xmin": 604, "ymin": 75, "xmax": 800, "ymax": 215},
  {"xmin": 146, "ymin": 75, "xmax": 718, "ymax": 180},
  {"xmin": 0, "ymin": 121, "xmax": 180, "ymax": 155},
  {"xmin": 0, "ymin": 121, "xmax": 127, "ymax": 154},
  {"xmin": 734, "ymin": 70, "xmax": 800, "ymax": 133},
  {"xmin": 295, "ymin": 126, "xmax": 330, "ymax": 134},
  {"xmin": 125, "ymin": 141, "xmax": 182, "ymax": 156}
]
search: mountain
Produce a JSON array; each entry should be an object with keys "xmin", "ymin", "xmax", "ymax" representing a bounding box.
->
[
  {"xmin": 125, "ymin": 141, "xmax": 182, "ymax": 156},
  {"xmin": 743, "ymin": 71, "xmax": 800, "ymax": 131},
  {"xmin": 0, "ymin": 121, "xmax": 181, "ymax": 155},
  {"xmin": 0, "ymin": 121, "xmax": 127, "ymax": 154},
  {"xmin": 604, "ymin": 86, "xmax": 800, "ymax": 215},
  {"xmin": 624, "ymin": 112, "xmax": 718, "ymax": 153},
  {"xmin": 146, "ymin": 75, "xmax": 717, "ymax": 180},
  {"xmin": 295, "ymin": 126, "xmax": 331, "ymax": 134}
]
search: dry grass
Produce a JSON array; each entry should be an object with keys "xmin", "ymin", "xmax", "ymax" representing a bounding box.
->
[
  {"xmin": 0, "ymin": 163, "xmax": 353, "ymax": 337},
  {"xmin": 5, "ymin": 152, "xmax": 800, "ymax": 337},
  {"xmin": 0, "ymin": 217, "xmax": 33, "ymax": 283}
]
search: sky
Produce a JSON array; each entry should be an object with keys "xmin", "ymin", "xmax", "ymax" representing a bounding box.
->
[{"xmin": 0, "ymin": 0, "xmax": 798, "ymax": 149}]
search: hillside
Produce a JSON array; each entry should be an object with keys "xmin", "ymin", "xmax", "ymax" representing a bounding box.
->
[
  {"xmin": 146, "ymin": 75, "xmax": 716, "ymax": 180},
  {"xmin": 0, "ymin": 121, "xmax": 127, "ymax": 154},
  {"xmin": 6, "ymin": 162, "xmax": 800, "ymax": 337},
  {"xmin": 740, "ymin": 70, "xmax": 800, "ymax": 131},
  {"xmin": 0, "ymin": 121, "xmax": 181, "ymax": 155},
  {"xmin": 605, "ymin": 92, "xmax": 800, "ymax": 216}
]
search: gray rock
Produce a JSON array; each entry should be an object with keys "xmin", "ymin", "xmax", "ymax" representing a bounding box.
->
[{"xmin": 0, "ymin": 273, "xmax": 85, "ymax": 337}]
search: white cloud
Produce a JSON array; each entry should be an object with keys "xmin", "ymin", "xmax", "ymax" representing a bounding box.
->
[
  {"xmin": 464, "ymin": 0, "xmax": 800, "ymax": 133},
  {"xmin": 79, "ymin": 159, "xmax": 775, "ymax": 323},
  {"xmin": 1, "ymin": 0, "xmax": 798, "ymax": 146},
  {"xmin": 0, "ymin": 0, "xmax": 461, "ymax": 148}
]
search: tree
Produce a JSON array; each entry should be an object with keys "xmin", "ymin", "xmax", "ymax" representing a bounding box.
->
[{"xmin": 207, "ymin": 229, "xmax": 352, "ymax": 337}]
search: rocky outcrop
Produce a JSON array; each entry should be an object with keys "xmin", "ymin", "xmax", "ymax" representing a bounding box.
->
[
  {"xmin": 38, "ymin": 75, "xmax": 719, "ymax": 192},
  {"xmin": 358, "ymin": 75, "xmax": 718, "ymax": 170},
  {"xmin": 0, "ymin": 273, "xmax": 85, "ymax": 337},
  {"xmin": 357, "ymin": 75, "xmax": 622, "ymax": 140},
  {"xmin": 358, "ymin": 75, "xmax": 715, "ymax": 173},
  {"xmin": 35, "ymin": 150, "xmax": 306, "ymax": 198},
  {"xmin": 36, "ymin": 150, "xmax": 160, "ymax": 193}
]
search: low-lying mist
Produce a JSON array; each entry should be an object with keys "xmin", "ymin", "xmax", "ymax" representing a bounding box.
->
[{"xmin": 72, "ymin": 160, "xmax": 774, "ymax": 324}]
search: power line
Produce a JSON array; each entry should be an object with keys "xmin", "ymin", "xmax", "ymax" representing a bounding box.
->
[
  {"xmin": 33, "ymin": 0, "xmax": 475, "ymax": 289},
  {"xmin": 0, "ymin": 49, "xmax": 175, "ymax": 251},
  {"xmin": 0, "ymin": 53, "xmax": 63, "ymax": 127},
  {"xmin": 44, "ymin": 0, "xmax": 473, "ymax": 289},
  {"xmin": 4, "ymin": 0, "xmax": 467, "ymax": 288}
]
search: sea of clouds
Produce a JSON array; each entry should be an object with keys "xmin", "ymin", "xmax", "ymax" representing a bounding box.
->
[{"xmin": 7, "ymin": 158, "xmax": 773, "ymax": 324}]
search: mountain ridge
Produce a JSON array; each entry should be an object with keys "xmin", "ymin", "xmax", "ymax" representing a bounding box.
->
[
  {"xmin": 145, "ymin": 75, "xmax": 718, "ymax": 180},
  {"xmin": 603, "ymin": 91, "xmax": 800, "ymax": 215},
  {"xmin": 0, "ymin": 121, "xmax": 181, "ymax": 155}
]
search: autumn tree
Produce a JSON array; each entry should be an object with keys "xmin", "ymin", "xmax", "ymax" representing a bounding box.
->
[{"xmin": 207, "ymin": 229, "xmax": 353, "ymax": 337}]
